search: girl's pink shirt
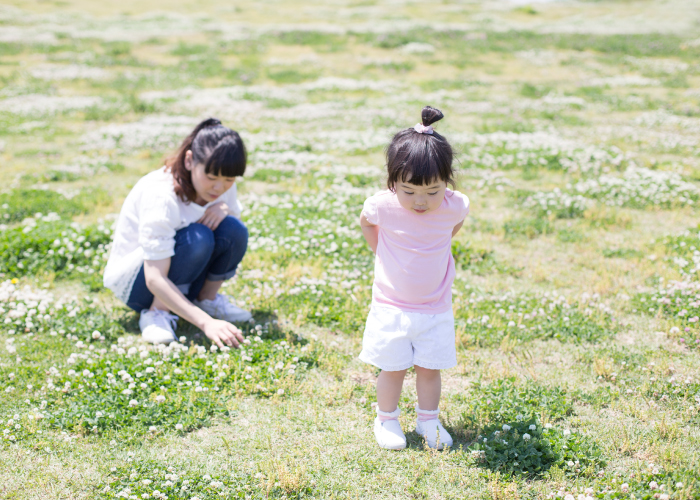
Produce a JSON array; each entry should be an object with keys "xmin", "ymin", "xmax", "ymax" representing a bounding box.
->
[{"xmin": 362, "ymin": 189, "xmax": 470, "ymax": 314}]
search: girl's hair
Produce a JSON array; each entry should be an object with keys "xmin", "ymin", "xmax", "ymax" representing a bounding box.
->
[
  {"xmin": 166, "ymin": 117, "xmax": 247, "ymax": 203},
  {"xmin": 386, "ymin": 106, "xmax": 454, "ymax": 190}
]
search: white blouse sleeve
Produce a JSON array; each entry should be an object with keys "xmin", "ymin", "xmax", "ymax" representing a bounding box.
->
[
  {"xmin": 138, "ymin": 194, "xmax": 181, "ymax": 261},
  {"xmin": 223, "ymin": 183, "xmax": 243, "ymax": 219}
]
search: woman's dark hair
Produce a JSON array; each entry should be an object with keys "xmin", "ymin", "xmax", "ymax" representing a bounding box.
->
[
  {"xmin": 166, "ymin": 118, "xmax": 247, "ymax": 203},
  {"xmin": 386, "ymin": 106, "xmax": 454, "ymax": 191}
]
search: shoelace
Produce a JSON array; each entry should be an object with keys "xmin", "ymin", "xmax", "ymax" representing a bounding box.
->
[
  {"xmin": 212, "ymin": 294, "xmax": 235, "ymax": 314},
  {"xmin": 151, "ymin": 309, "xmax": 178, "ymax": 332}
]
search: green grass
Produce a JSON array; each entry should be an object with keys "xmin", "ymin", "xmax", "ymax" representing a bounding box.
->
[{"xmin": 1, "ymin": 1, "xmax": 700, "ymax": 498}]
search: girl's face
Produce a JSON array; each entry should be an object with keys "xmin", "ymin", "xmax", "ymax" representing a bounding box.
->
[
  {"xmin": 185, "ymin": 151, "xmax": 236, "ymax": 206},
  {"xmin": 394, "ymin": 178, "xmax": 447, "ymax": 214}
]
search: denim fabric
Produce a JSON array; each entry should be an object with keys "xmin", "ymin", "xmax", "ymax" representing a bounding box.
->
[{"xmin": 126, "ymin": 216, "xmax": 248, "ymax": 312}]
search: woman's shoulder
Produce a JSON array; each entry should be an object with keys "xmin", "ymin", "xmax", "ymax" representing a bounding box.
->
[{"xmin": 131, "ymin": 167, "xmax": 176, "ymax": 197}]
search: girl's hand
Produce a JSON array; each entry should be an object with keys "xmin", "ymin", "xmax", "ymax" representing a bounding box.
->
[
  {"xmin": 203, "ymin": 318, "xmax": 244, "ymax": 348},
  {"xmin": 197, "ymin": 203, "xmax": 229, "ymax": 230}
]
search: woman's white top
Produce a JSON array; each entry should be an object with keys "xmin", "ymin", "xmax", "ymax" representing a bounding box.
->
[{"xmin": 103, "ymin": 166, "xmax": 242, "ymax": 304}]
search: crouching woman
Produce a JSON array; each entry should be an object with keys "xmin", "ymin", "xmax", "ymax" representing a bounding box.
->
[{"xmin": 104, "ymin": 118, "xmax": 251, "ymax": 348}]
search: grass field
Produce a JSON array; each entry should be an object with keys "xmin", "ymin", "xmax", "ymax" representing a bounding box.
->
[{"xmin": 1, "ymin": 0, "xmax": 700, "ymax": 498}]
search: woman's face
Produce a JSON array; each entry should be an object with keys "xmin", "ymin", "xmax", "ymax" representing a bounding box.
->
[{"xmin": 185, "ymin": 151, "xmax": 236, "ymax": 205}]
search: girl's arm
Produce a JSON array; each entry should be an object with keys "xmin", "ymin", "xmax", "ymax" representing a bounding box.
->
[
  {"xmin": 143, "ymin": 258, "xmax": 244, "ymax": 348},
  {"xmin": 360, "ymin": 213, "xmax": 379, "ymax": 254},
  {"xmin": 452, "ymin": 220, "xmax": 464, "ymax": 237}
]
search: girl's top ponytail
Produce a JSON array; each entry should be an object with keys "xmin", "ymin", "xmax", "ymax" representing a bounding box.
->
[
  {"xmin": 166, "ymin": 117, "xmax": 246, "ymax": 203},
  {"xmin": 421, "ymin": 106, "xmax": 444, "ymax": 127}
]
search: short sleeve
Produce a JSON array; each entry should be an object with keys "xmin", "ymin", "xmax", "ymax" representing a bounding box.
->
[
  {"xmin": 138, "ymin": 194, "xmax": 180, "ymax": 261},
  {"xmin": 454, "ymin": 191, "xmax": 470, "ymax": 222},
  {"xmin": 362, "ymin": 196, "xmax": 379, "ymax": 226},
  {"xmin": 222, "ymin": 183, "xmax": 243, "ymax": 219}
]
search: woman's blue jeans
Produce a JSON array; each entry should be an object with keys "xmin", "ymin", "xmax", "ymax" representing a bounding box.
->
[{"xmin": 126, "ymin": 216, "xmax": 248, "ymax": 312}]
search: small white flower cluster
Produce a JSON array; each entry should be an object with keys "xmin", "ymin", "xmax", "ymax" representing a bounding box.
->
[
  {"xmin": 472, "ymin": 170, "xmax": 514, "ymax": 193},
  {"xmin": 522, "ymin": 188, "xmax": 592, "ymax": 218},
  {"xmin": 573, "ymin": 166, "xmax": 699, "ymax": 209},
  {"xmin": 0, "ymin": 280, "xmax": 94, "ymax": 335},
  {"xmin": 0, "ymin": 94, "xmax": 103, "ymax": 116},
  {"xmin": 456, "ymin": 131, "xmax": 628, "ymax": 176}
]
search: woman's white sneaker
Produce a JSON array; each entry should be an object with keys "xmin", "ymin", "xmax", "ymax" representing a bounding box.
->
[
  {"xmin": 139, "ymin": 309, "xmax": 178, "ymax": 344},
  {"xmin": 194, "ymin": 293, "xmax": 252, "ymax": 322},
  {"xmin": 415, "ymin": 419, "xmax": 453, "ymax": 450}
]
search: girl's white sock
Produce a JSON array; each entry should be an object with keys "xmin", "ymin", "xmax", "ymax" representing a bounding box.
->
[
  {"xmin": 377, "ymin": 406, "xmax": 401, "ymax": 423},
  {"xmin": 416, "ymin": 405, "xmax": 440, "ymax": 422}
]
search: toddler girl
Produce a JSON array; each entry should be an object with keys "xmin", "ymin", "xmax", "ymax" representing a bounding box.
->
[{"xmin": 359, "ymin": 107, "xmax": 469, "ymax": 450}]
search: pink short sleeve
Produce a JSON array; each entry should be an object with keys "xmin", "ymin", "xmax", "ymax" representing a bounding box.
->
[
  {"xmin": 458, "ymin": 192, "xmax": 470, "ymax": 221},
  {"xmin": 362, "ymin": 196, "xmax": 379, "ymax": 225}
]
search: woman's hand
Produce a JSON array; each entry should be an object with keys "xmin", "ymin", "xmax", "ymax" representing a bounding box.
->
[
  {"xmin": 197, "ymin": 203, "xmax": 229, "ymax": 230},
  {"xmin": 203, "ymin": 318, "xmax": 244, "ymax": 348}
]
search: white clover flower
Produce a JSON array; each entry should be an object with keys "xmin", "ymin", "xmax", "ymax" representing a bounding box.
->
[
  {"xmin": 149, "ymin": 426, "xmax": 157, "ymax": 433},
  {"xmin": 91, "ymin": 331, "xmax": 101, "ymax": 339},
  {"xmin": 563, "ymin": 429, "xmax": 571, "ymax": 435},
  {"xmin": 277, "ymin": 389, "xmax": 284, "ymax": 395},
  {"xmin": 649, "ymin": 481, "xmax": 658, "ymax": 490},
  {"xmin": 516, "ymin": 414, "xmax": 523, "ymax": 421},
  {"xmin": 128, "ymin": 399, "xmax": 138, "ymax": 407},
  {"xmin": 621, "ymin": 483, "xmax": 629, "ymax": 492},
  {"xmin": 155, "ymin": 395, "xmax": 166, "ymax": 403},
  {"xmin": 567, "ymin": 461, "xmax": 574, "ymax": 467},
  {"xmin": 529, "ymin": 424, "xmax": 536, "ymax": 431},
  {"xmin": 502, "ymin": 424, "xmax": 511, "ymax": 431},
  {"xmin": 522, "ymin": 433, "xmax": 531, "ymax": 440},
  {"xmin": 122, "ymin": 389, "xmax": 133, "ymax": 395},
  {"xmin": 175, "ymin": 423, "xmax": 183, "ymax": 431}
]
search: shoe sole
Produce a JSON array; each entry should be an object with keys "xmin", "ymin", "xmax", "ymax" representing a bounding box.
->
[
  {"xmin": 374, "ymin": 431, "xmax": 406, "ymax": 450},
  {"xmin": 141, "ymin": 331, "xmax": 177, "ymax": 344},
  {"xmin": 376, "ymin": 441, "xmax": 406, "ymax": 450}
]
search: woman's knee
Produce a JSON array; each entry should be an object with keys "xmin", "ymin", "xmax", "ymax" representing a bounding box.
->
[
  {"xmin": 216, "ymin": 216, "xmax": 249, "ymax": 245},
  {"xmin": 178, "ymin": 223, "xmax": 215, "ymax": 263}
]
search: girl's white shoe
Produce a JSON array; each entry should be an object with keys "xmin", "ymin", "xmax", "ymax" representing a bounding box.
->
[
  {"xmin": 415, "ymin": 419, "xmax": 453, "ymax": 450},
  {"xmin": 374, "ymin": 417, "xmax": 407, "ymax": 450},
  {"xmin": 374, "ymin": 407, "xmax": 406, "ymax": 450}
]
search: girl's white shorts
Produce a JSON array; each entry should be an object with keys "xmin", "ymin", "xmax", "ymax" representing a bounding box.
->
[{"xmin": 359, "ymin": 304, "xmax": 457, "ymax": 372}]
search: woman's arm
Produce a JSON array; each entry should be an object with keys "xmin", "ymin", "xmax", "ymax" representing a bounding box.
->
[
  {"xmin": 360, "ymin": 213, "xmax": 379, "ymax": 253},
  {"xmin": 452, "ymin": 220, "xmax": 464, "ymax": 237},
  {"xmin": 143, "ymin": 258, "xmax": 244, "ymax": 348}
]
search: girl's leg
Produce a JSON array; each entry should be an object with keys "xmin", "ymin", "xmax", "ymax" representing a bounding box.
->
[
  {"xmin": 374, "ymin": 369, "xmax": 409, "ymax": 450},
  {"xmin": 186, "ymin": 216, "xmax": 248, "ymax": 302},
  {"xmin": 376, "ymin": 369, "xmax": 407, "ymax": 413},
  {"xmin": 414, "ymin": 365, "xmax": 452, "ymax": 449},
  {"xmin": 126, "ymin": 223, "xmax": 215, "ymax": 312},
  {"xmin": 414, "ymin": 366, "xmax": 441, "ymax": 411}
]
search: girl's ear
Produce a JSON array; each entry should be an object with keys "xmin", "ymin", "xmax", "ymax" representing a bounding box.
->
[{"xmin": 184, "ymin": 150, "xmax": 194, "ymax": 172}]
